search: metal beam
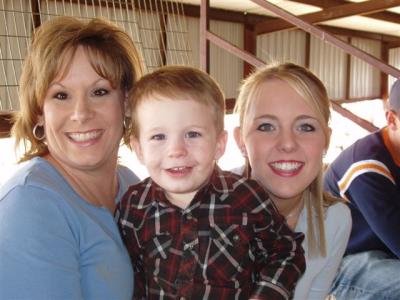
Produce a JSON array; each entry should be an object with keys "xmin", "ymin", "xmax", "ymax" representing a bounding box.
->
[
  {"xmin": 206, "ymin": 31, "xmax": 265, "ymax": 68},
  {"xmin": 331, "ymin": 102, "xmax": 379, "ymax": 132},
  {"xmin": 250, "ymin": 0, "xmax": 400, "ymax": 78},
  {"xmin": 200, "ymin": 0, "xmax": 210, "ymax": 72},
  {"xmin": 255, "ymin": 0, "xmax": 400, "ymax": 34},
  {"xmin": 292, "ymin": 0, "xmax": 400, "ymax": 24}
]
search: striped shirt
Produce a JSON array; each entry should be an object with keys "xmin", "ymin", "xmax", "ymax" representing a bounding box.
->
[
  {"xmin": 116, "ymin": 167, "xmax": 305, "ymax": 300},
  {"xmin": 324, "ymin": 127, "xmax": 400, "ymax": 257}
]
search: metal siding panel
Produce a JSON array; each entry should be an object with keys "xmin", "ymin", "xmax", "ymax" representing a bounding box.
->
[
  {"xmin": 349, "ymin": 38, "xmax": 381, "ymax": 99},
  {"xmin": 209, "ymin": 20, "xmax": 243, "ymax": 99},
  {"xmin": 309, "ymin": 35, "xmax": 347, "ymax": 100},
  {"xmin": 256, "ymin": 30, "xmax": 306, "ymax": 65},
  {"xmin": 388, "ymin": 48, "xmax": 400, "ymax": 92}
]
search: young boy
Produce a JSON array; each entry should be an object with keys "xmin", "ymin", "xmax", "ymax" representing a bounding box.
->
[{"xmin": 116, "ymin": 65, "xmax": 305, "ymax": 300}]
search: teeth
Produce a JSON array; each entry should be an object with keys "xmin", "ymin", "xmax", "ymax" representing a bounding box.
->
[
  {"xmin": 69, "ymin": 131, "xmax": 101, "ymax": 142},
  {"xmin": 271, "ymin": 161, "xmax": 302, "ymax": 171},
  {"xmin": 170, "ymin": 167, "xmax": 186, "ymax": 171}
]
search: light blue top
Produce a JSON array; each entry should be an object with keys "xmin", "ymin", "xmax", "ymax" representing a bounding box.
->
[
  {"xmin": 0, "ymin": 157, "xmax": 139, "ymax": 300},
  {"xmin": 293, "ymin": 202, "xmax": 351, "ymax": 300}
]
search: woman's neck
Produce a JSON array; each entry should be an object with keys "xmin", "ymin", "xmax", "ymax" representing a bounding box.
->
[
  {"xmin": 44, "ymin": 154, "xmax": 119, "ymax": 213},
  {"xmin": 270, "ymin": 194, "xmax": 304, "ymax": 230}
]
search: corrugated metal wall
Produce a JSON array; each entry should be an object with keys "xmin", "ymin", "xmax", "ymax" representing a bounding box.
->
[
  {"xmin": 349, "ymin": 38, "xmax": 381, "ymax": 99},
  {"xmin": 209, "ymin": 20, "xmax": 244, "ymax": 99},
  {"xmin": 389, "ymin": 47, "xmax": 400, "ymax": 92},
  {"xmin": 309, "ymin": 35, "xmax": 347, "ymax": 100},
  {"xmin": 1, "ymin": 0, "xmax": 399, "ymax": 111},
  {"xmin": 257, "ymin": 30, "xmax": 306, "ymax": 66}
]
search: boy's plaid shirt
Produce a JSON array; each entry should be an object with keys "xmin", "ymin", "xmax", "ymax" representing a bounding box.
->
[{"xmin": 116, "ymin": 167, "xmax": 305, "ymax": 300}]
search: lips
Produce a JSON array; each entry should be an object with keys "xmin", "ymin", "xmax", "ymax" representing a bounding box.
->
[
  {"xmin": 67, "ymin": 129, "xmax": 102, "ymax": 142},
  {"xmin": 165, "ymin": 166, "xmax": 192, "ymax": 176},
  {"xmin": 269, "ymin": 160, "xmax": 304, "ymax": 177}
]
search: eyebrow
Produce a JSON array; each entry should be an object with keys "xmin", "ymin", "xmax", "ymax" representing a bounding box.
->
[
  {"xmin": 254, "ymin": 114, "xmax": 318, "ymax": 122},
  {"xmin": 48, "ymin": 77, "xmax": 109, "ymax": 89}
]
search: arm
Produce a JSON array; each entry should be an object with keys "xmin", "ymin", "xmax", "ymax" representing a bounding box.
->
[
  {"xmin": 0, "ymin": 186, "xmax": 83, "ymax": 299},
  {"xmin": 346, "ymin": 171, "xmax": 400, "ymax": 257},
  {"xmin": 250, "ymin": 197, "xmax": 306, "ymax": 300},
  {"xmin": 300, "ymin": 203, "xmax": 352, "ymax": 299}
]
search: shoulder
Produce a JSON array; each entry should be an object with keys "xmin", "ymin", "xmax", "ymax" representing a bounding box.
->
[
  {"xmin": 116, "ymin": 164, "xmax": 141, "ymax": 203},
  {"xmin": 0, "ymin": 157, "xmax": 67, "ymax": 200},
  {"xmin": 119, "ymin": 176, "xmax": 155, "ymax": 209},
  {"xmin": 325, "ymin": 202, "xmax": 352, "ymax": 232},
  {"xmin": 330, "ymin": 130, "xmax": 387, "ymax": 168},
  {"xmin": 117, "ymin": 164, "xmax": 140, "ymax": 185}
]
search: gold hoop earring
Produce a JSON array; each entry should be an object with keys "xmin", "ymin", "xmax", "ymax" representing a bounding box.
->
[
  {"xmin": 123, "ymin": 117, "xmax": 131, "ymax": 131},
  {"xmin": 32, "ymin": 123, "xmax": 45, "ymax": 141}
]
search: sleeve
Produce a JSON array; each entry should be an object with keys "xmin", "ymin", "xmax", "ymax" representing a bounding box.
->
[
  {"xmin": 115, "ymin": 195, "xmax": 147, "ymax": 300},
  {"xmin": 346, "ymin": 171, "xmax": 400, "ymax": 257},
  {"xmin": 302, "ymin": 203, "xmax": 352, "ymax": 299},
  {"xmin": 250, "ymin": 192, "xmax": 306, "ymax": 300},
  {"xmin": 0, "ymin": 186, "xmax": 83, "ymax": 299}
]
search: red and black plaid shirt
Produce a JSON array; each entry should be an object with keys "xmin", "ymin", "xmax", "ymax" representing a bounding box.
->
[{"xmin": 116, "ymin": 167, "xmax": 305, "ymax": 300}]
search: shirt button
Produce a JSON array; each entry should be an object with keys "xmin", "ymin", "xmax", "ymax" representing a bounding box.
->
[
  {"xmin": 185, "ymin": 213, "xmax": 193, "ymax": 220},
  {"xmin": 232, "ymin": 234, "xmax": 240, "ymax": 243}
]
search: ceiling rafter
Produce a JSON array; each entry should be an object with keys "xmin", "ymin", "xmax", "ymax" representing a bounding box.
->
[
  {"xmin": 291, "ymin": 0, "xmax": 400, "ymax": 23},
  {"xmin": 255, "ymin": 0, "xmax": 400, "ymax": 34}
]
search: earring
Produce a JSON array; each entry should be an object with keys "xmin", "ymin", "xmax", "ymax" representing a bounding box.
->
[
  {"xmin": 241, "ymin": 147, "xmax": 247, "ymax": 157},
  {"xmin": 32, "ymin": 123, "xmax": 45, "ymax": 141},
  {"xmin": 123, "ymin": 117, "xmax": 131, "ymax": 131}
]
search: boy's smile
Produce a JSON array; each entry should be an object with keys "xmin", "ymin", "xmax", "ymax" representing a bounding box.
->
[{"xmin": 132, "ymin": 95, "xmax": 227, "ymax": 207}]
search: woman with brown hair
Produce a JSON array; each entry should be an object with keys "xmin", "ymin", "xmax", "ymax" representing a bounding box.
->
[{"xmin": 0, "ymin": 16, "xmax": 143, "ymax": 299}]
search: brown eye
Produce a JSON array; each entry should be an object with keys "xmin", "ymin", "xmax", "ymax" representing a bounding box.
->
[
  {"xmin": 54, "ymin": 92, "xmax": 68, "ymax": 100},
  {"xmin": 93, "ymin": 88, "xmax": 108, "ymax": 96}
]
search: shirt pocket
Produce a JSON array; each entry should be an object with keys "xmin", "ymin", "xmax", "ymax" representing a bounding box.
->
[{"xmin": 205, "ymin": 224, "xmax": 252, "ymax": 281}]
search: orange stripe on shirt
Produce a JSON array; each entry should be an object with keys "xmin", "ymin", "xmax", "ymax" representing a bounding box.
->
[{"xmin": 338, "ymin": 161, "xmax": 394, "ymax": 194}]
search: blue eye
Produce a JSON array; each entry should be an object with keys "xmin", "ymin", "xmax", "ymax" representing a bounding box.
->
[
  {"xmin": 93, "ymin": 88, "xmax": 108, "ymax": 96},
  {"xmin": 150, "ymin": 134, "xmax": 166, "ymax": 141},
  {"xmin": 186, "ymin": 131, "xmax": 201, "ymax": 138},
  {"xmin": 53, "ymin": 92, "xmax": 68, "ymax": 100},
  {"xmin": 257, "ymin": 123, "xmax": 274, "ymax": 132},
  {"xmin": 298, "ymin": 123, "xmax": 315, "ymax": 132}
]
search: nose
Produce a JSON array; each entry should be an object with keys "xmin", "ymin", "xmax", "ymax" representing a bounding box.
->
[
  {"xmin": 277, "ymin": 129, "xmax": 297, "ymax": 153},
  {"xmin": 167, "ymin": 136, "xmax": 188, "ymax": 158},
  {"xmin": 71, "ymin": 95, "xmax": 94, "ymax": 122}
]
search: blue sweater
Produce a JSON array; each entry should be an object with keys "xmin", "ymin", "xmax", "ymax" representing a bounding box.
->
[
  {"xmin": 0, "ymin": 157, "xmax": 139, "ymax": 299},
  {"xmin": 324, "ymin": 128, "xmax": 400, "ymax": 258}
]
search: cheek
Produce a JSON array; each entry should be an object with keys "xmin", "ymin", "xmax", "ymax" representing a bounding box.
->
[{"xmin": 245, "ymin": 136, "xmax": 269, "ymax": 162}]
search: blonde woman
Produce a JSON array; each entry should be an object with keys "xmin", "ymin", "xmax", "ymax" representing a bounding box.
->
[{"xmin": 233, "ymin": 62, "xmax": 351, "ymax": 300}]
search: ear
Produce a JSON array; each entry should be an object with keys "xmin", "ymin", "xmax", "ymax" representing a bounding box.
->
[
  {"xmin": 214, "ymin": 130, "xmax": 228, "ymax": 160},
  {"xmin": 123, "ymin": 91, "xmax": 131, "ymax": 118},
  {"xmin": 37, "ymin": 114, "xmax": 45, "ymax": 126},
  {"xmin": 233, "ymin": 127, "xmax": 247, "ymax": 157},
  {"xmin": 386, "ymin": 110, "xmax": 398, "ymax": 130},
  {"xmin": 130, "ymin": 136, "xmax": 144, "ymax": 164},
  {"xmin": 325, "ymin": 127, "xmax": 332, "ymax": 151}
]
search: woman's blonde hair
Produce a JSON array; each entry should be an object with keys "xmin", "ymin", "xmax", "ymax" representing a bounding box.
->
[
  {"xmin": 12, "ymin": 16, "xmax": 143, "ymax": 161},
  {"xmin": 234, "ymin": 62, "xmax": 341, "ymax": 257}
]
